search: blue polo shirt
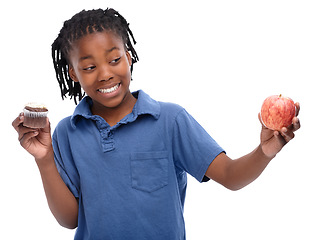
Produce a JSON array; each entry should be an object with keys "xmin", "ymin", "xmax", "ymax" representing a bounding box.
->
[{"xmin": 52, "ymin": 90, "xmax": 224, "ymax": 240}]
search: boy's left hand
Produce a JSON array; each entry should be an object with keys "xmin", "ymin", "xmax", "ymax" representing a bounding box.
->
[{"xmin": 259, "ymin": 102, "xmax": 301, "ymax": 158}]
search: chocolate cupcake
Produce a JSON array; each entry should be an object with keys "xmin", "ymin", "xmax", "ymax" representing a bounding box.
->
[{"xmin": 23, "ymin": 103, "xmax": 48, "ymax": 128}]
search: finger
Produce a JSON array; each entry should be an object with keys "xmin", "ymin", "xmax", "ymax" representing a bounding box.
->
[
  {"xmin": 13, "ymin": 113, "xmax": 38, "ymax": 141},
  {"xmin": 295, "ymin": 102, "xmax": 300, "ymax": 116},
  {"xmin": 274, "ymin": 131, "xmax": 287, "ymax": 147},
  {"xmin": 18, "ymin": 127, "xmax": 39, "ymax": 141},
  {"xmin": 292, "ymin": 117, "xmax": 300, "ymax": 132},
  {"xmin": 17, "ymin": 123, "xmax": 39, "ymax": 141},
  {"xmin": 12, "ymin": 113, "xmax": 24, "ymax": 131},
  {"xmin": 19, "ymin": 130, "xmax": 39, "ymax": 148},
  {"xmin": 280, "ymin": 127, "xmax": 295, "ymax": 143}
]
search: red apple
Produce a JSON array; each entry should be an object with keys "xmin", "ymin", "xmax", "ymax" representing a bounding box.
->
[{"xmin": 260, "ymin": 94, "xmax": 296, "ymax": 131}]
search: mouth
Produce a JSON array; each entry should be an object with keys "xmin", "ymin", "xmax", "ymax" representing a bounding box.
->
[{"xmin": 98, "ymin": 83, "xmax": 120, "ymax": 94}]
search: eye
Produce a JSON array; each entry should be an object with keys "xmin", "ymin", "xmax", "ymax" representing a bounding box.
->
[
  {"xmin": 111, "ymin": 57, "xmax": 121, "ymax": 64},
  {"xmin": 83, "ymin": 66, "xmax": 96, "ymax": 71}
]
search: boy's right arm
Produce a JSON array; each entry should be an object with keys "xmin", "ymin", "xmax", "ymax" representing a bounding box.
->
[{"xmin": 12, "ymin": 113, "xmax": 78, "ymax": 229}]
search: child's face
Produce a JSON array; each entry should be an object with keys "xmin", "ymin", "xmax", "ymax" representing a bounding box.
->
[{"xmin": 68, "ymin": 31, "xmax": 133, "ymax": 110}]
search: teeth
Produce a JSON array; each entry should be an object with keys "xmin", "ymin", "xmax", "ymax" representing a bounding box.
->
[{"xmin": 98, "ymin": 84, "xmax": 119, "ymax": 94}]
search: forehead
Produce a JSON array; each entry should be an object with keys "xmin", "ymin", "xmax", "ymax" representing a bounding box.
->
[{"xmin": 69, "ymin": 32, "xmax": 125, "ymax": 60}]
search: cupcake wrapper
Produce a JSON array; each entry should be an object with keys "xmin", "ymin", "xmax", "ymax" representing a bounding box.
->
[{"xmin": 23, "ymin": 108, "xmax": 48, "ymax": 118}]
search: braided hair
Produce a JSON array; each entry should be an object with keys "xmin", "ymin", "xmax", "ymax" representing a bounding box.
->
[{"xmin": 52, "ymin": 8, "xmax": 139, "ymax": 104}]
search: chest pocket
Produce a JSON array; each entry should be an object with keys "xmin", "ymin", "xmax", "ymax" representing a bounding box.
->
[{"xmin": 130, "ymin": 151, "xmax": 169, "ymax": 193}]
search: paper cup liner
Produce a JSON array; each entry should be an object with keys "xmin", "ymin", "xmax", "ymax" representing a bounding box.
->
[{"xmin": 23, "ymin": 108, "xmax": 48, "ymax": 128}]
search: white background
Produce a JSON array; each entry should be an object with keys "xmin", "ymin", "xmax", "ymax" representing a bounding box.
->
[{"xmin": 1, "ymin": 0, "xmax": 311, "ymax": 239}]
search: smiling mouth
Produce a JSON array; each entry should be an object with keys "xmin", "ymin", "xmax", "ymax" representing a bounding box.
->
[{"xmin": 98, "ymin": 83, "xmax": 120, "ymax": 94}]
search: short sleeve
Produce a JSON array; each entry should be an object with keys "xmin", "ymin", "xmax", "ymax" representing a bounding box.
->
[
  {"xmin": 52, "ymin": 125, "xmax": 80, "ymax": 198},
  {"xmin": 172, "ymin": 109, "xmax": 224, "ymax": 182}
]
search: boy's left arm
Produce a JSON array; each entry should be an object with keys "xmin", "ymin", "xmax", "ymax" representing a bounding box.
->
[{"xmin": 205, "ymin": 103, "xmax": 300, "ymax": 191}]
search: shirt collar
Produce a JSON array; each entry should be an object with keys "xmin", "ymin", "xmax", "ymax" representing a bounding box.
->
[{"xmin": 70, "ymin": 90, "xmax": 160, "ymax": 128}]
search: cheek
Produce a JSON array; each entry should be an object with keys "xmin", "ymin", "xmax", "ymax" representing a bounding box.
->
[
  {"xmin": 117, "ymin": 63, "xmax": 132, "ymax": 81},
  {"xmin": 74, "ymin": 72, "xmax": 94, "ymax": 91}
]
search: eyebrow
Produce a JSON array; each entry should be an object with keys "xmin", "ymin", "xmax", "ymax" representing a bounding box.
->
[
  {"xmin": 79, "ymin": 55, "xmax": 92, "ymax": 62},
  {"xmin": 78, "ymin": 47, "xmax": 120, "ymax": 62},
  {"xmin": 106, "ymin": 46, "xmax": 121, "ymax": 54}
]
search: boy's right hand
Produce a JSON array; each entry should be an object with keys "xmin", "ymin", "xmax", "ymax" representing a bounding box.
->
[{"xmin": 12, "ymin": 113, "xmax": 53, "ymax": 161}]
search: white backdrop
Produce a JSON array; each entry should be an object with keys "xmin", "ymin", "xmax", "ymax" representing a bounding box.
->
[{"xmin": 1, "ymin": 0, "xmax": 311, "ymax": 239}]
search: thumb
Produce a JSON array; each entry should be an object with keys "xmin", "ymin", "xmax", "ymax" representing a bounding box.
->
[
  {"xmin": 40, "ymin": 117, "xmax": 51, "ymax": 133},
  {"xmin": 258, "ymin": 113, "xmax": 266, "ymax": 128}
]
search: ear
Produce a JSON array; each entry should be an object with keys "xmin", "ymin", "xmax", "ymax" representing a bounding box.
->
[
  {"xmin": 126, "ymin": 51, "xmax": 132, "ymax": 66},
  {"xmin": 68, "ymin": 65, "xmax": 79, "ymax": 82}
]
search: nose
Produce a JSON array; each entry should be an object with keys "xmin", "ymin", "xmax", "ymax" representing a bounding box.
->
[{"xmin": 97, "ymin": 64, "xmax": 113, "ymax": 82}]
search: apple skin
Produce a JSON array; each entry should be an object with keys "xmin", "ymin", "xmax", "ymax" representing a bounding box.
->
[{"xmin": 260, "ymin": 94, "xmax": 296, "ymax": 131}]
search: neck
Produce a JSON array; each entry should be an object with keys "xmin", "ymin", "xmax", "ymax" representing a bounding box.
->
[{"xmin": 91, "ymin": 92, "xmax": 137, "ymax": 127}]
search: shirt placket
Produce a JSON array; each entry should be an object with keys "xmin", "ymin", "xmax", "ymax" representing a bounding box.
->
[{"xmin": 96, "ymin": 120, "xmax": 115, "ymax": 153}]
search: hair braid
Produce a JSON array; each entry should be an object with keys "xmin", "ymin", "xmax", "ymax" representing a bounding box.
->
[{"xmin": 51, "ymin": 8, "xmax": 139, "ymax": 104}]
